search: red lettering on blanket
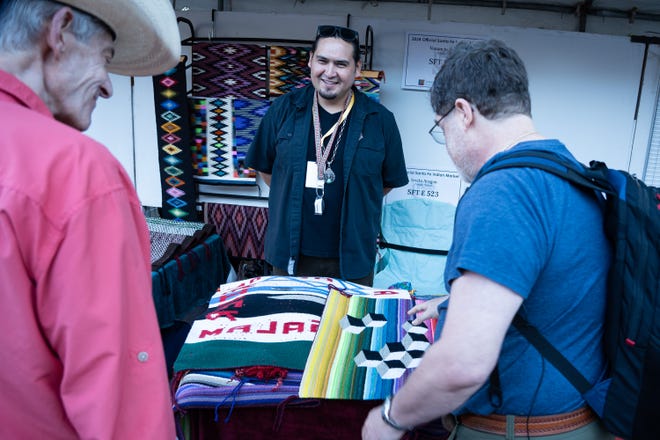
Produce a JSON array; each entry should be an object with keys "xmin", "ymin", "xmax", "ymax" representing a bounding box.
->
[{"xmin": 256, "ymin": 321, "xmax": 277, "ymax": 333}]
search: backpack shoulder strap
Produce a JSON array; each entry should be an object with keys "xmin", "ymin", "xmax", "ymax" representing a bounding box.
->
[
  {"xmin": 474, "ymin": 149, "xmax": 612, "ymax": 196},
  {"xmin": 512, "ymin": 314, "xmax": 592, "ymax": 394}
]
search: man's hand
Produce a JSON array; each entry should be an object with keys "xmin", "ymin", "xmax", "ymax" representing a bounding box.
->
[
  {"xmin": 407, "ymin": 295, "xmax": 448, "ymax": 325},
  {"xmin": 362, "ymin": 405, "xmax": 406, "ymax": 440}
]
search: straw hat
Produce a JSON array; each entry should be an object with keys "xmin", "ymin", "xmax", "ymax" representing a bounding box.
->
[{"xmin": 57, "ymin": 0, "xmax": 181, "ymax": 76}]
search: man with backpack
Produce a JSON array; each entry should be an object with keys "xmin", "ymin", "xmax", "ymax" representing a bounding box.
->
[{"xmin": 362, "ymin": 39, "xmax": 614, "ymax": 439}]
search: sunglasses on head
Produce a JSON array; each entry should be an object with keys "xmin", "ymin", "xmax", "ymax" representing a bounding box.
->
[{"xmin": 316, "ymin": 25, "xmax": 359, "ymax": 43}]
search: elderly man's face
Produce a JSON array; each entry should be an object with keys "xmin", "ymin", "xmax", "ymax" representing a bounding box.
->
[{"xmin": 47, "ymin": 29, "xmax": 114, "ymax": 131}]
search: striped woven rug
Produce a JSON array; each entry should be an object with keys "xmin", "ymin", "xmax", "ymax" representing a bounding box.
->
[{"xmin": 299, "ymin": 286, "xmax": 431, "ymax": 400}]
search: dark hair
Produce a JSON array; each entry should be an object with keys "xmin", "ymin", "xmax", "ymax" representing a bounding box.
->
[
  {"xmin": 430, "ymin": 39, "xmax": 531, "ymax": 119},
  {"xmin": 311, "ymin": 25, "xmax": 360, "ymax": 63}
]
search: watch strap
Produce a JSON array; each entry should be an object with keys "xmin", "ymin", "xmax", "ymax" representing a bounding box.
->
[{"xmin": 381, "ymin": 395, "xmax": 413, "ymax": 432}]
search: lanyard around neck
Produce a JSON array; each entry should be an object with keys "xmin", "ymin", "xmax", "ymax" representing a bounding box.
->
[{"xmin": 313, "ymin": 91, "xmax": 355, "ymax": 179}]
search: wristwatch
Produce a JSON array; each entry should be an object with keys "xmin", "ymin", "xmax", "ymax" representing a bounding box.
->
[{"xmin": 381, "ymin": 395, "xmax": 413, "ymax": 432}]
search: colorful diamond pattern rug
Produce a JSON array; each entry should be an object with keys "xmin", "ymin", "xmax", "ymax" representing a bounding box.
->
[
  {"xmin": 190, "ymin": 97, "xmax": 209, "ymax": 176},
  {"xmin": 269, "ymin": 45, "xmax": 311, "ymax": 98},
  {"xmin": 204, "ymin": 202, "xmax": 268, "ymax": 260},
  {"xmin": 152, "ymin": 60, "xmax": 197, "ymax": 220},
  {"xmin": 207, "ymin": 97, "xmax": 233, "ymax": 178},
  {"xmin": 192, "ymin": 42, "xmax": 268, "ymax": 100}
]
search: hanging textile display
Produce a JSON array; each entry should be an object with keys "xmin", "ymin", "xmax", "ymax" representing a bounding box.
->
[
  {"xmin": 269, "ymin": 45, "xmax": 311, "ymax": 98},
  {"xmin": 190, "ymin": 97, "xmax": 209, "ymax": 176},
  {"xmin": 187, "ymin": 96, "xmax": 268, "ymax": 183},
  {"xmin": 190, "ymin": 97, "xmax": 235, "ymax": 181},
  {"xmin": 354, "ymin": 70, "xmax": 384, "ymax": 103},
  {"xmin": 152, "ymin": 59, "xmax": 198, "ymax": 220},
  {"xmin": 207, "ymin": 97, "xmax": 233, "ymax": 178},
  {"xmin": 204, "ymin": 202, "xmax": 268, "ymax": 260},
  {"xmin": 192, "ymin": 42, "xmax": 268, "ymax": 100},
  {"xmin": 299, "ymin": 285, "xmax": 429, "ymax": 400},
  {"xmin": 232, "ymin": 98, "xmax": 271, "ymax": 179}
]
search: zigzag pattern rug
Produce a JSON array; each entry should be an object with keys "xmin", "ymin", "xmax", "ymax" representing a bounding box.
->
[
  {"xmin": 192, "ymin": 42, "xmax": 268, "ymax": 100},
  {"xmin": 204, "ymin": 202, "xmax": 268, "ymax": 260},
  {"xmin": 207, "ymin": 97, "xmax": 233, "ymax": 178},
  {"xmin": 269, "ymin": 45, "xmax": 311, "ymax": 98},
  {"xmin": 233, "ymin": 98, "xmax": 271, "ymax": 179},
  {"xmin": 152, "ymin": 60, "xmax": 197, "ymax": 220}
]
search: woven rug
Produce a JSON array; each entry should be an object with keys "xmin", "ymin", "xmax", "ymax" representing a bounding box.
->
[
  {"xmin": 299, "ymin": 285, "xmax": 431, "ymax": 400},
  {"xmin": 152, "ymin": 60, "xmax": 198, "ymax": 220},
  {"xmin": 190, "ymin": 97, "xmax": 209, "ymax": 176},
  {"xmin": 174, "ymin": 369, "xmax": 303, "ymax": 410},
  {"xmin": 204, "ymin": 202, "xmax": 268, "ymax": 260},
  {"xmin": 232, "ymin": 98, "xmax": 271, "ymax": 179},
  {"xmin": 354, "ymin": 70, "xmax": 383, "ymax": 103},
  {"xmin": 207, "ymin": 97, "xmax": 233, "ymax": 178},
  {"xmin": 192, "ymin": 42, "xmax": 268, "ymax": 100},
  {"xmin": 189, "ymin": 96, "xmax": 235, "ymax": 181},
  {"xmin": 269, "ymin": 45, "xmax": 311, "ymax": 98}
]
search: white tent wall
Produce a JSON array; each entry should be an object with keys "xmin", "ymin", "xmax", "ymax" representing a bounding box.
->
[{"xmin": 84, "ymin": 0, "xmax": 660, "ymax": 207}]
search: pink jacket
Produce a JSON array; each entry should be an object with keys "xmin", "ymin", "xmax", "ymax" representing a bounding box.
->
[{"xmin": 0, "ymin": 69, "xmax": 175, "ymax": 439}]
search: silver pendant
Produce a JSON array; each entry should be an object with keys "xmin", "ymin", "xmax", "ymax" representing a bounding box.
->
[{"xmin": 324, "ymin": 167, "xmax": 335, "ymax": 184}]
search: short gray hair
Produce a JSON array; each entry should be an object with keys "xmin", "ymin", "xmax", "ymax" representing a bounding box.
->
[{"xmin": 0, "ymin": 0, "xmax": 113, "ymax": 52}]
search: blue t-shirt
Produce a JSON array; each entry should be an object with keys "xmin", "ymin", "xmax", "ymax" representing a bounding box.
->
[{"xmin": 442, "ymin": 140, "xmax": 610, "ymax": 416}]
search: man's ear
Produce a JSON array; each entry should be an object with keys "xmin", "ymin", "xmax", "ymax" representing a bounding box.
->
[
  {"xmin": 354, "ymin": 59, "xmax": 362, "ymax": 78},
  {"xmin": 46, "ymin": 7, "xmax": 74, "ymax": 56},
  {"xmin": 455, "ymin": 98, "xmax": 475, "ymax": 128}
]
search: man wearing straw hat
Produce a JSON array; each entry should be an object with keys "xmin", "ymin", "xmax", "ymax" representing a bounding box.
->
[{"xmin": 0, "ymin": 0, "xmax": 180, "ymax": 437}]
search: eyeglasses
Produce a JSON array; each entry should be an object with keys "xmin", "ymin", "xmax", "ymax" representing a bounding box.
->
[
  {"xmin": 428, "ymin": 106, "xmax": 455, "ymax": 145},
  {"xmin": 316, "ymin": 25, "xmax": 359, "ymax": 44}
]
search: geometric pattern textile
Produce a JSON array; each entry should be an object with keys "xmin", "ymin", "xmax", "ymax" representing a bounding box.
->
[
  {"xmin": 190, "ymin": 97, "xmax": 209, "ymax": 176},
  {"xmin": 152, "ymin": 60, "xmax": 198, "ymax": 220},
  {"xmin": 204, "ymin": 202, "xmax": 268, "ymax": 260},
  {"xmin": 354, "ymin": 70, "xmax": 383, "ymax": 103},
  {"xmin": 189, "ymin": 97, "xmax": 236, "ymax": 181},
  {"xmin": 299, "ymin": 285, "xmax": 431, "ymax": 400},
  {"xmin": 207, "ymin": 97, "xmax": 233, "ymax": 178},
  {"xmin": 192, "ymin": 42, "xmax": 268, "ymax": 100},
  {"xmin": 269, "ymin": 45, "xmax": 311, "ymax": 98},
  {"xmin": 232, "ymin": 98, "xmax": 271, "ymax": 179},
  {"xmin": 173, "ymin": 276, "xmax": 330, "ymax": 372}
]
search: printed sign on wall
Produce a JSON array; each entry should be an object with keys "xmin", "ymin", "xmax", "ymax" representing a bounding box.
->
[
  {"xmin": 402, "ymin": 33, "xmax": 481, "ymax": 91},
  {"xmin": 386, "ymin": 168, "xmax": 465, "ymax": 206}
]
